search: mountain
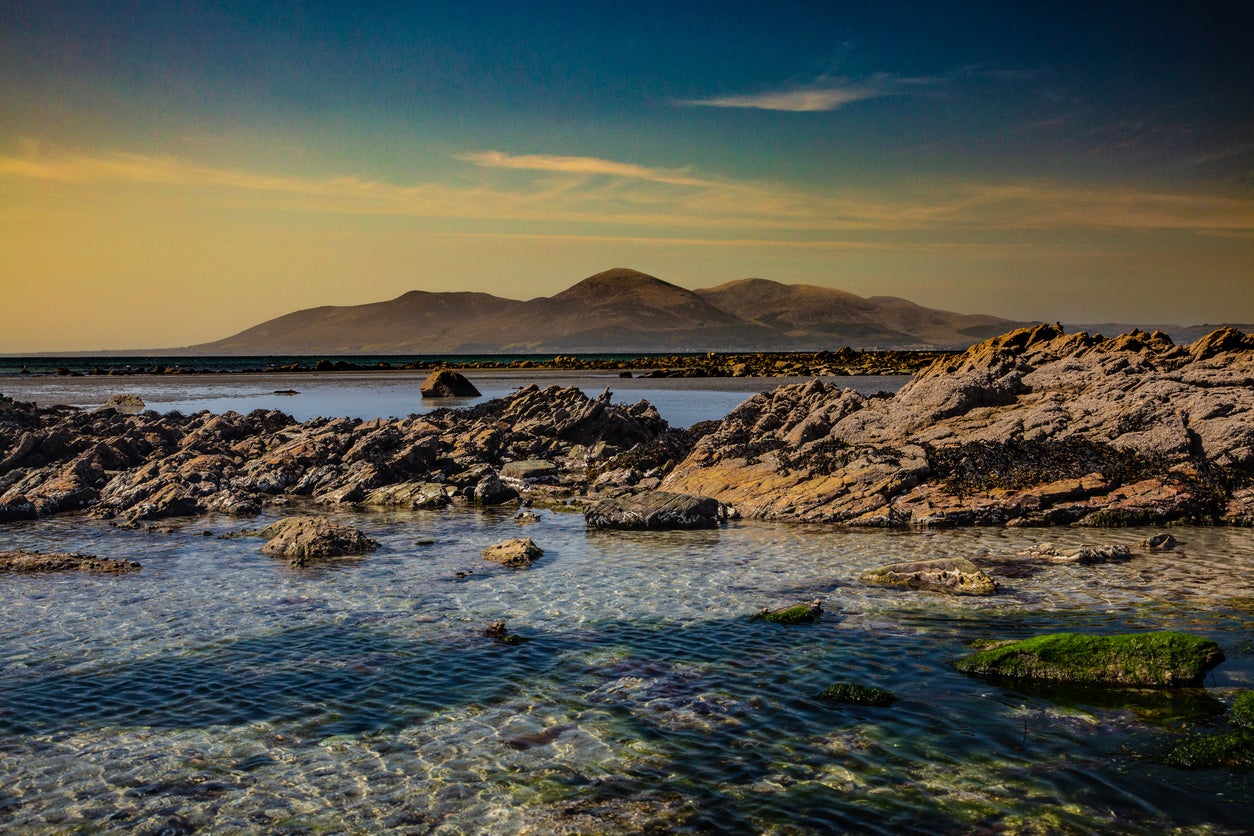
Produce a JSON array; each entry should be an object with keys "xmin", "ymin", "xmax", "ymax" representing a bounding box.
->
[{"xmin": 184, "ymin": 267, "xmax": 1024, "ymax": 354}]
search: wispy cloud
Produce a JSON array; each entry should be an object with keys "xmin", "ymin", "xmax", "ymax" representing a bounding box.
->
[
  {"xmin": 683, "ymin": 73, "xmax": 937, "ymax": 112},
  {"xmin": 455, "ymin": 150, "xmax": 712, "ymax": 187},
  {"xmin": 3, "ymin": 147, "xmax": 1253, "ymax": 238}
]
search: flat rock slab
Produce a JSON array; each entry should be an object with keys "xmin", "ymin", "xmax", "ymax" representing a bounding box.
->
[
  {"xmin": 259, "ymin": 516, "xmax": 378, "ymax": 566},
  {"xmin": 585, "ymin": 490, "xmax": 720, "ymax": 530},
  {"xmin": 860, "ymin": 557, "xmax": 998, "ymax": 595},
  {"xmin": 752, "ymin": 600, "xmax": 823, "ymax": 625},
  {"xmin": 953, "ymin": 631, "xmax": 1225, "ymax": 687},
  {"xmin": 364, "ymin": 482, "xmax": 451, "ymax": 509},
  {"xmin": 482, "ymin": 537, "xmax": 544, "ymax": 568},
  {"xmin": 500, "ymin": 460, "xmax": 559, "ymax": 481},
  {"xmin": 420, "ymin": 369, "xmax": 481, "ymax": 398},
  {"xmin": 0, "ymin": 550, "xmax": 140, "ymax": 573}
]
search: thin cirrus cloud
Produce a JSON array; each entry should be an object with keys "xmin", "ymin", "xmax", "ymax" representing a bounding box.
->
[
  {"xmin": 2, "ymin": 147, "xmax": 1252, "ymax": 236},
  {"xmin": 682, "ymin": 74, "xmax": 937, "ymax": 112}
]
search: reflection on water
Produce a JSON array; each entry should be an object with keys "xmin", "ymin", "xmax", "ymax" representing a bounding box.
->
[{"xmin": 1, "ymin": 510, "xmax": 1251, "ymax": 833}]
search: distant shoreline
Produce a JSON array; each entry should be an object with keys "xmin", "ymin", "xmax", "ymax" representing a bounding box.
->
[{"xmin": 0, "ymin": 349, "xmax": 953, "ymax": 379}]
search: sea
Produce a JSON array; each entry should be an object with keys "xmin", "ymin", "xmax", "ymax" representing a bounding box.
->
[{"xmin": 1, "ymin": 365, "xmax": 1251, "ymax": 833}]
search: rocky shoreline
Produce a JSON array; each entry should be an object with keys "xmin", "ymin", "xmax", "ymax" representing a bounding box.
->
[{"xmin": 1, "ymin": 325, "xmax": 1252, "ymax": 533}]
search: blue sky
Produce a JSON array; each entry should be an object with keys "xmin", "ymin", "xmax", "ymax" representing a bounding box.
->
[{"xmin": 1, "ymin": 1, "xmax": 1251, "ymax": 350}]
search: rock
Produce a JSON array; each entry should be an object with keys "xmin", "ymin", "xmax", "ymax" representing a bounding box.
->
[
  {"xmin": 1233, "ymin": 690, "xmax": 1254, "ymax": 730},
  {"xmin": 751, "ymin": 600, "xmax": 823, "ymax": 624},
  {"xmin": 481, "ymin": 537, "xmax": 543, "ymax": 568},
  {"xmin": 483, "ymin": 620, "xmax": 529, "ymax": 645},
  {"xmin": 103, "ymin": 393, "xmax": 146, "ymax": 412},
  {"xmin": 859, "ymin": 557, "xmax": 998, "ymax": 595},
  {"xmin": 663, "ymin": 326, "xmax": 1254, "ymax": 527},
  {"xmin": 952, "ymin": 631, "xmax": 1225, "ymax": 686},
  {"xmin": 363, "ymin": 481, "xmax": 450, "ymax": 509},
  {"xmin": 474, "ymin": 473, "xmax": 519, "ymax": 505},
  {"xmin": 500, "ymin": 459, "xmax": 559, "ymax": 482},
  {"xmin": 0, "ymin": 494, "xmax": 38, "ymax": 521},
  {"xmin": 585, "ymin": 490, "xmax": 720, "ymax": 530},
  {"xmin": 420, "ymin": 369, "xmax": 481, "ymax": 398},
  {"xmin": 259, "ymin": 516, "xmax": 378, "ymax": 566},
  {"xmin": 514, "ymin": 510, "xmax": 541, "ymax": 525},
  {"xmin": 1142, "ymin": 533, "xmax": 1178, "ymax": 551},
  {"xmin": 0, "ymin": 550, "xmax": 140, "ymax": 573},
  {"xmin": 1013, "ymin": 543, "xmax": 1134, "ymax": 564},
  {"xmin": 817, "ymin": 682, "xmax": 897, "ymax": 707}
]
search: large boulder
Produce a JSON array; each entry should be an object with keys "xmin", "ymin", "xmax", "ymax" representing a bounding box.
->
[
  {"xmin": 259, "ymin": 516, "xmax": 378, "ymax": 566},
  {"xmin": 953, "ymin": 631, "xmax": 1225, "ymax": 687},
  {"xmin": 481, "ymin": 537, "xmax": 544, "ymax": 568},
  {"xmin": 420, "ymin": 369, "xmax": 481, "ymax": 398},
  {"xmin": 585, "ymin": 490, "xmax": 720, "ymax": 530},
  {"xmin": 860, "ymin": 557, "xmax": 998, "ymax": 595}
]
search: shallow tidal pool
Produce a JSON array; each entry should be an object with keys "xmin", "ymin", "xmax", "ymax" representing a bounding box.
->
[{"xmin": 1, "ymin": 509, "xmax": 1252, "ymax": 833}]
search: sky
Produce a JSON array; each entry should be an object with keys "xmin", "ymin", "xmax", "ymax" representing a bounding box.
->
[{"xmin": 1, "ymin": 1, "xmax": 1252, "ymax": 352}]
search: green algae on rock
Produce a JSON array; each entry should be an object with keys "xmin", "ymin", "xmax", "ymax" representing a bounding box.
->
[
  {"xmin": 1232, "ymin": 690, "xmax": 1254, "ymax": 730},
  {"xmin": 817, "ymin": 682, "xmax": 897, "ymax": 707},
  {"xmin": 953, "ymin": 631, "xmax": 1225, "ymax": 687},
  {"xmin": 751, "ymin": 599, "xmax": 823, "ymax": 625}
]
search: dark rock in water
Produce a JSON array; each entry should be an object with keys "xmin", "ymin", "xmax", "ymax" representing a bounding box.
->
[
  {"xmin": 860, "ymin": 557, "xmax": 998, "ymax": 595},
  {"xmin": 817, "ymin": 682, "xmax": 897, "ymax": 707},
  {"xmin": 482, "ymin": 537, "xmax": 543, "ymax": 568},
  {"xmin": 421, "ymin": 369, "xmax": 481, "ymax": 398},
  {"xmin": 474, "ymin": 473, "xmax": 519, "ymax": 505},
  {"xmin": 259, "ymin": 516, "xmax": 378, "ymax": 566},
  {"xmin": 953, "ymin": 631, "xmax": 1225, "ymax": 687},
  {"xmin": 1234, "ymin": 690, "xmax": 1254, "ymax": 730},
  {"xmin": 0, "ymin": 549, "xmax": 140, "ymax": 573},
  {"xmin": 483, "ymin": 619, "xmax": 529, "ymax": 645},
  {"xmin": 0, "ymin": 495, "xmax": 38, "ymax": 521},
  {"xmin": 1142, "ymin": 533, "xmax": 1178, "ymax": 551},
  {"xmin": 1012, "ymin": 543, "xmax": 1134, "ymax": 565},
  {"xmin": 585, "ymin": 490, "xmax": 720, "ymax": 530},
  {"xmin": 751, "ymin": 599, "xmax": 823, "ymax": 625}
]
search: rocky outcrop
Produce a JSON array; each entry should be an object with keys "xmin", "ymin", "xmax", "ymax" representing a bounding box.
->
[
  {"xmin": 0, "ymin": 385, "xmax": 669, "ymax": 524},
  {"xmin": 0, "ymin": 549, "xmax": 140, "ymax": 573},
  {"xmin": 817, "ymin": 682, "xmax": 897, "ymax": 707},
  {"xmin": 258, "ymin": 516, "xmax": 378, "ymax": 565},
  {"xmin": 859, "ymin": 557, "xmax": 998, "ymax": 595},
  {"xmin": 663, "ymin": 326, "xmax": 1254, "ymax": 527},
  {"xmin": 751, "ymin": 600, "xmax": 823, "ymax": 624},
  {"xmin": 585, "ymin": 490, "xmax": 721, "ymax": 530},
  {"xmin": 481, "ymin": 537, "xmax": 543, "ymax": 568},
  {"xmin": 420, "ymin": 369, "xmax": 481, "ymax": 398},
  {"xmin": 952, "ymin": 631, "xmax": 1225, "ymax": 687}
]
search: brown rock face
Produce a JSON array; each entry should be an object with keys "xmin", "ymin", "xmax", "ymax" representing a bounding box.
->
[
  {"xmin": 0, "ymin": 550, "xmax": 140, "ymax": 573},
  {"xmin": 481, "ymin": 537, "xmax": 544, "ymax": 568},
  {"xmin": 664, "ymin": 326, "xmax": 1254, "ymax": 527}
]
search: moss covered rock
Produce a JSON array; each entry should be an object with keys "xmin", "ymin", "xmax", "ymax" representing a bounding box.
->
[
  {"xmin": 1232, "ymin": 690, "xmax": 1254, "ymax": 730},
  {"xmin": 817, "ymin": 682, "xmax": 897, "ymax": 707},
  {"xmin": 751, "ymin": 600, "xmax": 822, "ymax": 625},
  {"xmin": 952, "ymin": 631, "xmax": 1225, "ymax": 687},
  {"xmin": 1162, "ymin": 730, "xmax": 1254, "ymax": 769}
]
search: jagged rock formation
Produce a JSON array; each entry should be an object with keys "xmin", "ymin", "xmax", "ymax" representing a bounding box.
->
[
  {"xmin": 662, "ymin": 325, "xmax": 1254, "ymax": 527},
  {"xmin": 0, "ymin": 385, "xmax": 668, "ymax": 525}
]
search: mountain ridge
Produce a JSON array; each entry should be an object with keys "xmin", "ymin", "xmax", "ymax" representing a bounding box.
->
[{"xmin": 180, "ymin": 267, "xmax": 1027, "ymax": 354}]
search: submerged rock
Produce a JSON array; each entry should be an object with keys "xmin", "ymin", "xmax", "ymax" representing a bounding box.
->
[
  {"xmin": 420, "ymin": 369, "xmax": 481, "ymax": 398},
  {"xmin": 751, "ymin": 599, "xmax": 823, "ymax": 625},
  {"xmin": 953, "ymin": 631, "xmax": 1225, "ymax": 687},
  {"xmin": 817, "ymin": 682, "xmax": 897, "ymax": 707},
  {"xmin": 584, "ymin": 490, "xmax": 720, "ymax": 530},
  {"xmin": 0, "ymin": 549, "xmax": 140, "ymax": 573},
  {"xmin": 483, "ymin": 619, "xmax": 529, "ymax": 645},
  {"xmin": 1013, "ymin": 543, "xmax": 1134, "ymax": 564},
  {"xmin": 259, "ymin": 516, "xmax": 378, "ymax": 566},
  {"xmin": 481, "ymin": 537, "xmax": 543, "ymax": 568},
  {"xmin": 859, "ymin": 557, "xmax": 998, "ymax": 595}
]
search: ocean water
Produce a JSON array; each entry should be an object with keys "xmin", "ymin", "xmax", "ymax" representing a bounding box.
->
[
  {"xmin": 0, "ymin": 369, "xmax": 910, "ymax": 428},
  {"xmin": 1, "ymin": 510, "xmax": 1251, "ymax": 833},
  {"xmin": 1, "ymin": 377, "xmax": 1252, "ymax": 833}
]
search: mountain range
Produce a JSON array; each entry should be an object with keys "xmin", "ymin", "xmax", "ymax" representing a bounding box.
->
[{"xmin": 183, "ymin": 268, "xmax": 1025, "ymax": 354}]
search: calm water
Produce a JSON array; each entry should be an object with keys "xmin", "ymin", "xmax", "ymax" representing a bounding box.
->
[
  {"xmin": 0, "ymin": 370, "xmax": 909, "ymax": 428},
  {"xmin": 1, "ymin": 511, "xmax": 1251, "ymax": 833},
  {"xmin": 1, "ymin": 379, "xmax": 1252, "ymax": 833}
]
